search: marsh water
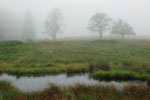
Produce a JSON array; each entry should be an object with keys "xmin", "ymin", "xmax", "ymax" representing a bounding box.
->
[{"xmin": 0, "ymin": 73, "xmax": 147, "ymax": 92}]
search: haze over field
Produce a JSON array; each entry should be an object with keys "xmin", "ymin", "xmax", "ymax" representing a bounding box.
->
[
  {"xmin": 1, "ymin": 1, "xmax": 150, "ymax": 99},
  {"xmin": 0, "ymin": 0, "xmax": 150, "ymax": 40}
]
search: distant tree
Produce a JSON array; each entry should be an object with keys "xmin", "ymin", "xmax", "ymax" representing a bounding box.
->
[
  {"xmin": 111, "ymin": 19, "xmax": 136, "ymax": 38},
  {"xmin": 88, "ymin": 13, "xmax": 112, "ymax": 40},
  {"xmin": 22, "ymin": 11, "xmax": 34, "ymax": 41},
  {"xmin": 44, "ymin": 8, "xmax": 63, "ymax": 40}
]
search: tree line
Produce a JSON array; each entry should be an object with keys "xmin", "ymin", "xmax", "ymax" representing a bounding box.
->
[
  {"xmin": 0, "ymin": 8, "xmax": 136, "ymax": 41},
  {"xmin": 45, "ymin": 9, "xmax": 136, "ymax": 40}
]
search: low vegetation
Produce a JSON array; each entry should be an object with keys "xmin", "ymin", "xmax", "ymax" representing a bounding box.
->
[
  {"xmin": 1, "ymin": 39, "xmax": 150, "ymax": 99},
  {"xmin": 0, "ymin": 81, "xmax": 19, "ymax": 100},
  {"xmin": 0, "ymin": 39, "xmax": 150, "ymax": 75},
  {"xmin": 93, "ymin": 70, "xmax": 148, "ymax": 81},
  {"xmin": 0, "ymin": 81, "xmax": 150, "ymax": 100}
]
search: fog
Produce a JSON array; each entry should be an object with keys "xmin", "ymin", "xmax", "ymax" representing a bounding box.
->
[{"xmin": 0, "ymin": 0, "xmax": 150, "ymax": 40}]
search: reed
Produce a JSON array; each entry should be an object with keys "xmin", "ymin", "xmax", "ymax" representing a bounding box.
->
[{"xmin": 1, "ymin": 81, "xmax": 150, "ymax": 100}]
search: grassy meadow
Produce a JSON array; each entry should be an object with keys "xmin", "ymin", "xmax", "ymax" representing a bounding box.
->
[
  {"xmin": 1, "ymin": 39, "xmax": 150, "ymax": 99},
  {"xmin": 0, "ymin": 39, "xmax": 150, "ymax": 75}
]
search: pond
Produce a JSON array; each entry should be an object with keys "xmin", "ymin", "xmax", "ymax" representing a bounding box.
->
[{"xmin": 0, "ymin": 73, "xmax": 147, "ymax": 92}]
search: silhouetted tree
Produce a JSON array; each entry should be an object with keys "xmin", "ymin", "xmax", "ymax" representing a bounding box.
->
[
  {"xmin": 111, "ymin": 19, "xmax": 136, "ymax": 38},
  {"xmin": 88, "ymin": 13, "xmax": 112, "ymax": 40},
  {"xmin": 22, "ymin": 11, "xmax": 34, "ymax": 41},
  {"xmin": 44, "ymin": 8, "xmax": 63, "ymax": 40}
]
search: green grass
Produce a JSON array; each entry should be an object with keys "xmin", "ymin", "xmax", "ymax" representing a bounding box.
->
[
  {"xmin": 93, "ymin": 70, "xmax": 149, "ymax": 81},
  {"xmin": 0, "ymin": 81, "xmax": 19, "ymax": 100},
  {"xmin": 0, "ymin": 39, "xmax": 150, "ymax": 75},
  {"xmin": 1, "ymin": 39, "xmax": 150, "ymax": 99},
  {"xmin": 1, "ymin": 81, "xmax": 150, "ymax": 100}
]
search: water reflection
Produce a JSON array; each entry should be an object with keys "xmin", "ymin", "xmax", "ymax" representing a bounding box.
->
[{"xmin": 0, "ymin": 73, "xmax": 146, "ymax": 92}]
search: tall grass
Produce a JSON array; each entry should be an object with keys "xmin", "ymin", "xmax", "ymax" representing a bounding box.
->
[
  {"xmin": 1, "ymin": 81, "xmax": 150, "ymax": 100},
  {"xmin": 93, "ymin": 70, "xmax": 149, "ymax": 81},
  {"xmin": 0, "ymin": 81, "xmax": 19, "ymax": 100}
]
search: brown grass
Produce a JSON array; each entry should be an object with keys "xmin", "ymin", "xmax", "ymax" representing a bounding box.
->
[{"xmin": 9, "ymin": 84, "xmax": 150, "ymax": 100}]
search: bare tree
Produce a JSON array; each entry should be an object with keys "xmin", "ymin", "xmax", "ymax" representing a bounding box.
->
[
  {"xmin": 22, "ymin": 11, "xmax": 35, "ymax": 41},
  {"xmin": 44, "ymin": 8, "xmax": 63, "ymax": 40},
  {"xmin": 88, "ymin": 13, "xmax": 112, "ymax": 40},
  {"xmin": 111, "ymin": 19, "xmax": 136, "ymax": 38}
]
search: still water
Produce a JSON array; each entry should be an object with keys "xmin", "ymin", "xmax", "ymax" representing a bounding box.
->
[{"xmin": 0, "ymin": 73, "xmax": 146, "ymax": 92}]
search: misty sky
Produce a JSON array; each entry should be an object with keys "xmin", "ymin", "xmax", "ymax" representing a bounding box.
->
[{"xmin": 0, "ymin": 0, "xmax": 150, "ymax": 39}]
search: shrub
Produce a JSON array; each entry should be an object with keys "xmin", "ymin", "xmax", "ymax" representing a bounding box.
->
[
  {"xmin": 97, "ymin": 61, "xmax": 110, "ymax": 71},
  {"xmin": 89, "ymin": 61, "xmax": 110, "ymax": 72}
]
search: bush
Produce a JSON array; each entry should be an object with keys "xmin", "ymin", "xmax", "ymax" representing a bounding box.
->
[
  {"xmin": 89, "ymin": 61, "xmax": 110, "ymax": 72},
  {"xmin": 97, "ymin": 61, "xmax": 110, "ymax": 71}
]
